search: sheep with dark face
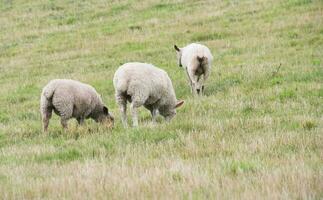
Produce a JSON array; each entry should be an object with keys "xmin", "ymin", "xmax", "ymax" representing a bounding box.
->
[
  {"xmin": 174, "ymin": 43, "xmax": 213, "ymax": 95},
  {"xmin": 40, "ymin": 79, "xmax": 114, "ymax": 132},
  {"xmin": 113, "ymin": 62, "xmax": 184, "ymax": 127}
]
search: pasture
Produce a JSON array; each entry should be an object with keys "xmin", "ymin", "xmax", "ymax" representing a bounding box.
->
[{"xmin": 0, "ymin": 0, "xmax": 322, "ymax": 199}]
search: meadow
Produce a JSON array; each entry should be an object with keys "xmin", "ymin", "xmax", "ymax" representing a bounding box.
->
[{"xmin": 0, "ymin": 0, "xmax": 322, "ymax": 199}]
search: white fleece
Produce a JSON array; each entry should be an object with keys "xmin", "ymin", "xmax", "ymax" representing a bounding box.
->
[
  {"xmin": 177, "ymin": 43, "xmax": 213, "ymax": 95},
  {"xmin": 113, "ymin": 62, "xmax": 180, "ymax": 127},
  {"xmin": 40, "ymin": 79, "xmax": 112, "ymax": 131}
]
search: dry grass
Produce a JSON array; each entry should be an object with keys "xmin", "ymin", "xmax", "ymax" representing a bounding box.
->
[{"xmin": 0, "ymin": 0, "xmax": 322, "ymax": 199}]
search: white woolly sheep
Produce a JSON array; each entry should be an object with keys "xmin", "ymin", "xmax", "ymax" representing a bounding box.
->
[
  {"xmin": 174, "ymin": 43, "xmax": 213, "ymax": 95},
  {"xmin": 40, "ymin": 79, "xmax": 114, "ymax": 132},
  {"xmin": 113, "ymin": 62, "xmax": 184, "ymax": 127}
]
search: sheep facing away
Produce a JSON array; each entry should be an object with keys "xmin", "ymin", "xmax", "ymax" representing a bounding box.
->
[
  {"xmin": 174, "ymin": 43, "xmax": 213, "ymax": 95},
  {"xmin": 113, "ymin": 62, "xmax": 184, "ymax": 127},
  {"xmin": 40, "ymin": 79, "xmax": 114, "ymax": 132}
]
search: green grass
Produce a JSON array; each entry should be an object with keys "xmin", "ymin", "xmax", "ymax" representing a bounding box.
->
[{"xmin": 0, "ymin": 0, "xmax": 322, "ymax": 199}]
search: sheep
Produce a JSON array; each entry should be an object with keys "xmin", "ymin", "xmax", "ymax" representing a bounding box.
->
[
  {"xmin": 174, "ymin": 43, "xmax": 213, "ymax": 96},
  {"xmin": 40, "ymin": 79, "xmax": 114, "ymax": 132},
  {"xmin": 113, "ymin": 62, "xmax": 184, "ymax": 127}
]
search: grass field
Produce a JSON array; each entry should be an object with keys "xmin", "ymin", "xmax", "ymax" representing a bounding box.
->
[{"xmin": 0, "ymin": 0, "xmax": 322, "ymax": 199}]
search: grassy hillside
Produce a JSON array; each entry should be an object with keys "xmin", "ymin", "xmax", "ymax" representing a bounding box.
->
[{"xmin": 0, "ymin": 0, "xmax": 322, "ymax": 199}]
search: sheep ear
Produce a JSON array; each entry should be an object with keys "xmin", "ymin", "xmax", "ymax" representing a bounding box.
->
[
  {"xmin": 174, "ymin": 45, "xmax": 180, "ymax": 52},
  {"xmin": 175, "ymin": 100, "xmax": 184, "ymax": 109},
  {"xmin": 103, "ymin": 106, "xmax": 109, "ymax": 114}
]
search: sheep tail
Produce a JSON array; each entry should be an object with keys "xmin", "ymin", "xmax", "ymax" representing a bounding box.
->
[
  {"xmin": 196, "ymin": 56, "xmax": 208, "ymax": 75},
  {"xmin": 40, "ymin": 82, "xmax": 56, "ymax": 114},
  {"xmin": 41, "ymin": 84, "xmax": 56, "ymax": 101}
]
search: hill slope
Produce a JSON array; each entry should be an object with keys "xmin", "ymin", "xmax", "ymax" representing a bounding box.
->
[{"xmin": 0, "ymin": 0, "xmax": 322, "ymax": 199}]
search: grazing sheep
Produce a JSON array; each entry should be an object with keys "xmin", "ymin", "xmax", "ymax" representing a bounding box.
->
[
  {"xmin": 40, "ymin": 79, "xmax": 114, "ymax": 132},
  {"xmin": 174, "ymin": 43, "xmax": 213, "ymax": 95},
  {"xmin": 113, "ymin": 62, "xmax": 184, "ymax": 127}
]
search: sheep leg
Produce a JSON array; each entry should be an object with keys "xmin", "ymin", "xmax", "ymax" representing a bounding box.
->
[
  {"xmin": 202, "ymin": 68, "xmax": 210, "ymax": 95},
  {"xmin": 201, "ymin": 77, "xmax": 206, "ymax": 96},
  {"xmin": 204, "ymin": 67, "xmax": 210, "ymax": 81},
  {"xmin": 40, "ymin": 95, "xmax": 53, "ymax": 132},
  {"xmin": 52, "ymin": 95, "xmax": 73, "ymax": 130},
  {"xmin": 130, "ymin": 102, "xmax": 139, "ymax": 127},
  {"xmin": 120, "ymin": 103, "xmax": 127, "ymax": 127},
  {"xmin": 59, "ymin": 106, "xmax": 72, "ymax": 129},
  {"xmin": 144, "ymin": 104, "xmax": 157, "ymax": 124},
  {"xmin": 77, "ymin": 117, "xmax": 84, "ymax": 125},
  {"xmin": 60, "ymin": 112, "xmax": 72, "ymax": 130},
  {"xmin": 60, "ymin": 118, "xmax": 68, "ymax": 129},
  {"xmin": 165, "ymin": 116, "xmax": 171, "ymax": 123},
  {"xmin": 190, "ymin": 81, "xmax": 194, "ymax": 94},
  {"xmin": 185, "ymin": 69, "xmax": 194, "ymax": 94},
  {"xmin": 191, "ymin": 76, "xmax": 199, "ymax": 96},
  {"xmin": 197, "ymin": 75, "xmax": 204, "ymax": 96},
  {"xmin": 187, "ymin": 69, "xmax": 202, "ymax": 96},
  {"xmin": 42, "ymin": 108, "xmax": 52, "ymax": 132},
  {"xmin": 116, "ymin": 93, "xmax": 128, "ymax": 128},
  {"xmin": 151, "ymin": 108, "xmax": 158, "ymax": 124}
]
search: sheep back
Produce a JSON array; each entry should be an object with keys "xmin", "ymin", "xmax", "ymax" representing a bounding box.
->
[
  {"xmin": 113, "ymin": 62, "xmax": 177, "ymax": 107},
  {"xmin": 41, "ymin": 79, "xmax": 104, "ymax": 119},
  {"xmin": 181, "ymin": 43, "xmax": 213, "ymax": 71}
]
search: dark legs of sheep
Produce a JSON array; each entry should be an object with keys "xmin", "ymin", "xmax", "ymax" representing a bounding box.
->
[
  {"xmin": 77, "ymin": 118, "xmax": 84, "ymax": 125},
  {"xmin": 116, "ymin": 93, "xmax": 128, "ymax": 128},
  {"xmin": 120, "ymin": 103, "xmax": 127, "ymax": 127},
  {"xmin": 60, "ymin": 118, "xmax": 68, "ymax": 129},
  {"xmin": 130, "ymin": 103, "xmax": 139, "ymax": 127},
  {"xmin": 119, "ymin": 101, "xmax": 127, "ymax": 128},
  {"xmin": 145, "ymin": 105, "xmax": 158, "ymax": 124},
  {"xmin": 130, "ymin": 93, "xmax": 147, "ymax": 127},
  {"xmin": 151, "ymin": 108, "xmax": 158, "ymax": 123}
]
